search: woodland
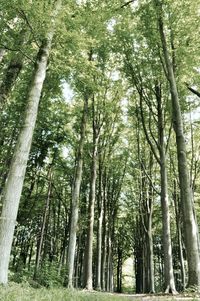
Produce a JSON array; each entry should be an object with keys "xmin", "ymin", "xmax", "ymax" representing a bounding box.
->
[{"xmin": 0, "ymin": 0, "xmax": 200, "ymax": 299}]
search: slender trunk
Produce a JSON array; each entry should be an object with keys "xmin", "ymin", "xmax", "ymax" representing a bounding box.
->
[
  {"xmin": 0, "ymin": 0, "xmax": 62, "ymax": 284},
  {"xmin": 158, "ymin": 244, "xmax": 164, "ymax": 290},
  {"xmin": 83, "ymin": 132, "xmax": 99, "ymax": 290},
  {"xmin": 146, "ymin": 154, "xmax": 154, "ymax": 293},
  {"xmin": 156, "ymin": 3, "xmax": 200, "ymax": 288},
  {"xmin": 74, "ymin": 234, "xmax": 82, "ymax": 288},
  {"xmin": 139, "ymin": 86, "xmax": 175, "ymax": 292},
  {"xmin": 96, "ymin": 160, "xmax": 104, "ymax": 290},
  {"xmin": 34, "ymin": 168, "xmax": 52, "ymax": 279},
  {"xmin": 117, "ymin": 246, "xmax": 122, "ymax": 293},
  {"xmin": 58, "ymin": 221, "xmax": 68, "ymax": 276},
  {"xmin": 136, "ymin": 118, "xmax": 155, "ymax": 293},
  {"xmin": 28, "ymin": 240, "xmax": 33, "ymax": 270},
  {"xmin": 101, "ymin": 189, "xmax": 107, "ymax": 291},
  {"xmin": 67, "ymin": 96, "xmax": 88, "ymax": 288},
  {"xmin": 135, "ymin": 217, "xmax": 144, "ymax": 293},
  {"xmin": 107, "ymin": 234, "xmax": 113, "ymax": 292},
  {"xmin": 148, "ymin": 157, "xmax": 154, "ymax": 293},
  {"xmin": 160, "ymin": 155, "xmax": 176, "ymax": 293},
  {"xmin": 157, "ymin": 86, "xmax": 176, "ymax": 293},
  {"xmin": 147, "ymin": 199, "xmax": 154, "ymax": 293},
  {"xmin": 96, "ymin": 203, "xmax": 104, "ymax": 289},
  {"xmin": 174, "ymin": 180, "xmax": 186, "ymax": 290}
]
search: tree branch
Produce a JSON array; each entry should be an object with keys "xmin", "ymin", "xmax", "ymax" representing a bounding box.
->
[
  {"xmin": 18, "ymin": 9, "xmax": 40, "ymax": 48},
  {"xmin": 139, "ymin": 94, "xmax": 161, "ymax": 165},
  {"xmin": 185, "ymin": 83, "xmax": 200, "ymax": 99},
  {"xmin": 0, "ymin": 43, "xmax": 35, "ymax": 63},
  {"xmin": 121, "ymin": 0, "xmax": 135, "ymax": 8}
]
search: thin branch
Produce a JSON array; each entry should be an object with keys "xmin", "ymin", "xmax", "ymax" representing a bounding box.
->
[
  {"xmin": 148, "ymin": 112, "xmax": 160, "ymax": 150},
  {"xmin": 0, "ymin": 43, "xmax": 19, "ymax": 52},
  {"xmin": 165, "ymin": 121, "xmax": 172, "ymax": 155},
  {"xmin": 121, "ymin": 0, "xmax": 135, "ymax": 8},
  {"xmin": 140, "ymin": 160, "xmax": 160, "ymax": 196},
  {"xmin": 185, "ymin": 83, "xmax": 200, "ymax": 99},
  {"xmin": 158, "ymin": 48, "xmax": 168, "ymax": 77},
  {"xmin": 0, "ymin": 43, "xmax": 35, "ymax": 63},
  {"xmin": 18, "ymin": 9, "xmax": 40, "ymax": 48},
  {"xmin": 139, "ymin": 94, "xmax": 161, "ymax": 165}
]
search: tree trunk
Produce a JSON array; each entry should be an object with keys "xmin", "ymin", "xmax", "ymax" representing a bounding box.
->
[
  {"xmin": 157, "ymin": 85, "xmax": 176, "ymax": 293},
  {"xmin": 156, "ymin": 2, "xmax": 200, "ymax": 288},
  {"xmin": 96, "ymin": 158, "xmax": 104, "ymax": 290},
  {"xmin": 135, "ymin": 217, "xmax": 144, "ymax": 293},
  {"xmin": 83, "ymin": 130, "xmax": 99, "ymax": 290},
  {"xmin": 160, "ymin": 154, "xmax": 176, "ymax": 293},
  {"xmin": 101, "ymin": 189, "xmax": 107, "ymax": 291},
  {"xmin": 0, "ymin": 0, "xmax": 62, "ymax": 284},
  {"xmin": 139, "ymin": 85, "xmax": 176, "ymax": 292},
  {"xmin": 34, "ymin": 167, "xmax": 52, "ymax": 279},
  {"xmin": 67, "ymin": 96, "xmax": 88, "ymax": 288},
  {"xmin": 147, "ymin": 190, "xmax": 154, "ymax": 293},
  {"xmin": 173, "ymin": 180, "xmax": 186, "ymax": 291},
  {"xmin": 106, "ymin": 230, "xmax": 113, "ymax": 292},
  {"xmin": 117, "ymin": 246, "xmax": 123, "ymax": 293}
]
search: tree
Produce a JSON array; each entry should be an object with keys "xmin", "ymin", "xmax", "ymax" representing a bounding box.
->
[
  {"xmin": 154, "ymin": 0, "xmax": 200, "ymax": 289},
  {"xmin": 67, "ymin": 93, "xmax": 89, "ymax": 288},
  {"xmin": 0, "ymin": 0, "xmax": 62, "ymax": 284}
]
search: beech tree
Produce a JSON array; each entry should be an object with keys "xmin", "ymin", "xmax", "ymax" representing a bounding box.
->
[
  {"xmin": 0, "ymin": 0, "xmax": 62, "ymax": 284},
  {"xmin": 154, "ymin": 0, "xmax": 200, "ymax": 288}
]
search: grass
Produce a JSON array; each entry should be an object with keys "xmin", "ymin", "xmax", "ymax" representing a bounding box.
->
[
  {"xmin": 0, "ymin": 283, "xmax": 200, "ymax": 301},
  {"xmin": 0, "ymin": 283, "xmax": 132, "ymax": 301}
]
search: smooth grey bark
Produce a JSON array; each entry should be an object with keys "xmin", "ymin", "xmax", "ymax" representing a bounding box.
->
[
  {"xmin": 156, "ymin": 86, "xmax": 176, "ymax": 293},
  {"xmin": 139, "ymin": 88, "xmax": 176, "ymax": 293},
  {"xmin": 144, "ymin": 155, "xmax": 155, "ymax": 293},
  {"xmin": 156, "ymin": 2, "xmax": 200, "ymax": 288},
  {"xmin": 34, "ymin": 168, "xmax": 52, "ymax": 279},
  {"xmin": 101, "ymin": 185, "xmax": 108, "ymax": 291},
  {"xmin": 173, "ymin": 180, "xmax": 186, "ymax": 290},
  {"xmin": 136, "ymin": 117, "xmax": 155, "ymax": 293},
  {"xmin": 67, "ymin": 96, "xmax": 88, "ymax": 288},
  {"xmin": 146, "ymin": 168, "xmax": 155, "ymax": 293},
  {"xmin": 160, "ymin": 148, "xmax": 176, "ymax": 293},
  {"xmin": 106, "ymin": 230, "xmax": 114, "ymax": 292},
  {"xmin": 96, "ymin": 159, "xmax": 104, "ymax": 290},
  {"xmin": 148, "ymin": 217, "xmax": 154, "ymax": 293},
  {"xmin": 0, "ymin": 0, "xmax": 62, "ymax": 284},
  {"xmin": 83, "ymin": 128, "xmax": 99, "ymax": 290}
]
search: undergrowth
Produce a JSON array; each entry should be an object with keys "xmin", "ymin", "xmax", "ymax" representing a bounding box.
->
[
  {"xmin": 0, "ymin": 282, "xmax": 131, "ymax": 301},
  {"xmin": 1, "ymin": 283, "xmax": 200, "ymax": 301}
]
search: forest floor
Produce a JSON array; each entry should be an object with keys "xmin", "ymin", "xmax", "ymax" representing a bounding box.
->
[
  {"xmin": 0, "ymin": 283, "xmax": 200, "ymax": 301},
  {"xmin": 110, "ymin": 293, "xmax": 200, "ymax": 300}
]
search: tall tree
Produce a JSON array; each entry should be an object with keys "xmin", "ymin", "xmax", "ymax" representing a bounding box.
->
[
  {"xmin": 67, "ymin": 93, "xmax": 89, "ymax": 288},
  {"xmin": 154, "ymin": 0, "xmax": 200, "ymax": 288},
  {"xmin": 83, "ymin": 95, "xmax": 102, "ymax": 290},
  {"xmin": 0, "ymin": 0, "xmax": 62, "ymax": 284}
]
